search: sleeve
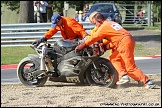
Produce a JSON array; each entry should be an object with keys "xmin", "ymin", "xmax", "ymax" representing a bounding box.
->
[
  {"xmin": 69, "ymin": 19, "xmax": 87, "ymax": 38},
  {"xmin": 83, "ymin": 8, "xmax": 86, "ymax": 12},
  {"xmin": 91, "ymin": 26, "xmax": 98, "ymax": 35},
  {"xmin": 44, "ymin": 28, "xmax": 58, "ymax": 39},
  {"xmin": 85, "ymin": 26, "xmax": 98, "ymax": 41},
  {"xmin": 40, "ymin": 1, "xmax": 48, "ymax": 6},
  {"xmin": 44, "ymin": 1, "xmax": 48, "ymax": 6},
  {"xmin": 85, "ymin": 24, "xmax": 107, "ymax": 46}
]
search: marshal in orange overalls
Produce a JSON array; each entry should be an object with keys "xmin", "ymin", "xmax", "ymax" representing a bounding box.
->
[
  {"xmin": 84, "ymin": 20, "xmax": 149, "ymax": 84},
  {"xmin": 44, "ymin": 16, "xmax": 87, "ymax": 40}
]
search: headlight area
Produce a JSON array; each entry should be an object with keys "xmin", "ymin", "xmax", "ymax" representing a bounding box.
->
[{"xmin": 114, "ymin": 15, "xmax": 121, "ymax": 24}]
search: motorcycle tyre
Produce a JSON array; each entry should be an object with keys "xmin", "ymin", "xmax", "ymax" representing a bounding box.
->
[
  {"xmin": 85, "ymin": 58, "xmax": 117, "ymax": 88},
  {"xmin": 17, "ymin": 57, "xmax": 48, "ymax": 87}
]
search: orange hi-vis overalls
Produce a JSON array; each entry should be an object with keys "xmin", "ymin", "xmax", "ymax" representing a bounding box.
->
[
  {"xmin": 84, "ymin": 20, "xmax": 149, "ymax": 84},
  {"xmin": 44, "ymin": 17, "xmax": 87, "ymax": 40},
  {"xmin": 90, "ymin": 26, "xmax": 113, "ymax": 55}
]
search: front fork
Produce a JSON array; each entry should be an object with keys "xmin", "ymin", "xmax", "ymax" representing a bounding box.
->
[
  {"xmin": 40, "ymin": 45, "xmax": 54, "ymax": 72},
  {"xmin": 40, "ymin": 45, "xmax": 48, "ymax": 71}
]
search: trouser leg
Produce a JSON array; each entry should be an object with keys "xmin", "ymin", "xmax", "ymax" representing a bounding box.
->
[
  {"xmin": 41, "ymin": 13, "xmax": 47, "ymax": 23},
  {"xmin": 110, "ymin": 50, "xmax": 127, "ymax": 76},
  {"xmin": 117, "ymin": 36, "xmax": 149, "ymax": 84}
]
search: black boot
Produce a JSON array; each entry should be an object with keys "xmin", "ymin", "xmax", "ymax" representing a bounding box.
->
[{"xmin": 51, "ymin": 70, "xmax": 60, "ymax": 77}]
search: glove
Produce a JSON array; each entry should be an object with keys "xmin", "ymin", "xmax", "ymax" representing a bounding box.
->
[
  {"xmin": 75, "ymin": 42, "xmax": 87, "ymax": 53},
  {"xmin": 32, "ymin": 37, "xmax": 47, "ymax": 46}
]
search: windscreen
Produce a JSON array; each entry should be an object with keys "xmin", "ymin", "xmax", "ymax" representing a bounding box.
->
[{"xmin": 89, "ymin": 4, "xmax": 114, "ymax": 13}]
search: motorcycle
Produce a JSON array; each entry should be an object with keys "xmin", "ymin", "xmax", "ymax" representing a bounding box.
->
[
  {"xmin": 17, "ymin": 39, "xmax": 117, "ymax": 88},
  {"xmin": 134, "ymin": 15, "xmax": 148, "ymax": 25}
]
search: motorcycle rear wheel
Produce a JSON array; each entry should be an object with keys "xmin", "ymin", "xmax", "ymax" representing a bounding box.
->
[
  {"xmin": 17, "ymin": 57, "xmax": 48, "ymax": 87},
  {"xmin": 85, "ymin": 58, "xmax": 117, "ymax": 88}
]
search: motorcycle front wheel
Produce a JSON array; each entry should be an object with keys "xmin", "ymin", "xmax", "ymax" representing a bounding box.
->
[
  {"xmin": 17, "ymin": 57, "xmax": 48, "ymax": 87},
  {"xmin": 85, "ymin": 57, "xmax": 117, "ymax": 88}
]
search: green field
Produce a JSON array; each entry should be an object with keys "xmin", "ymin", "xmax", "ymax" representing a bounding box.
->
[{"xmin": 1, "ymin": 46, "xmax": 36, "ymax": 65}]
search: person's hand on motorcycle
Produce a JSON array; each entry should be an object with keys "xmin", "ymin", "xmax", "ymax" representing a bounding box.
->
[
  {"xmin": 32, "ymin": 37, "xmax": 47, "ymax": 47},
  {"xmin": 74, "ymin": 42, "xmax": 88, "ymax": 53}
]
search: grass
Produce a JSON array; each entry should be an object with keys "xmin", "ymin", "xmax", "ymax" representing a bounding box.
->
[
  {"xmin": 123, "ymin": 22, "xmax": 161, "ymax": 30},
  {"xmin": 134, "ymin": 44, "xmax": 148, "ymax": 57},
  {"xmin": 1, "ymin": 46, "xmax": 36, "ymax": 65}
]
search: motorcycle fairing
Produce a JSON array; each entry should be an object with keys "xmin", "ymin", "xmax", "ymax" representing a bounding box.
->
[
  {"xmin": 57, "ymin": 55, "xmax": 99, "ymax": 77},
  {"xmin": 53, "ymin": 39, "xmax": 78, "ymax": 54}
]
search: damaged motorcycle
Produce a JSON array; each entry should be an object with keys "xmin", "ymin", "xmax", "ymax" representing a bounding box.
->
[{"xmin": 17, "ymin": 39, "xmax": 117, "ymax": 87}]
